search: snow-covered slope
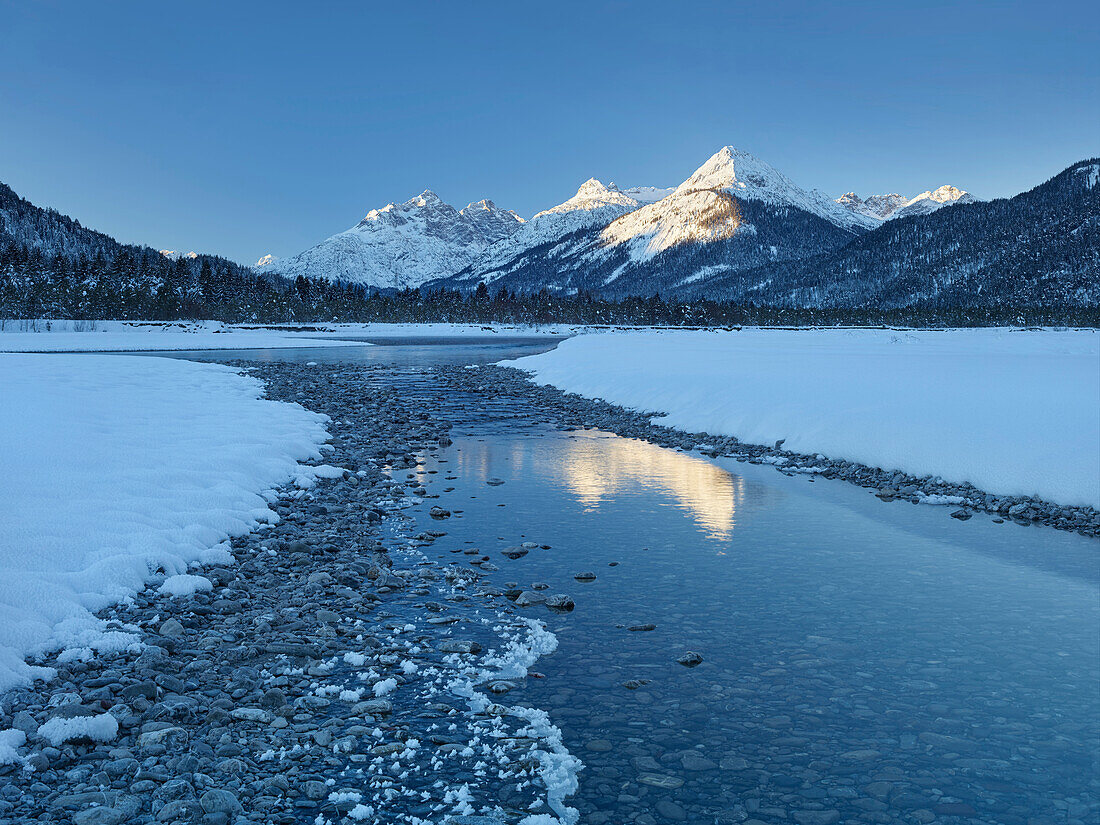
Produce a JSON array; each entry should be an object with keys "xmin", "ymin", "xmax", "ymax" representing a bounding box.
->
[
  {"xmin": 835, "ymin": 192, "xmax": 910, "ymax": 221},
  {"xmin": 435, "ymin": 147, "xmax": 864, "ymax": 297},
  {"xmin": 892, "ymin": 185, "xmax": 975, "ymax": 219},
  {"xmin": 0, "ymin": 353, "xmax": 331, "ymax": 692},
  {"xmin": 599, "ymin": 146, "xmax": 874, "ymax": 262},
  {"xmin": 266, "ymin": 191, "xmax": 524, "ymax": 289},
  {"xmin": 620, "ymin": 185, "xmax": 675, "ymax": 204},
  {"xmin": 458, "ymin": 180, "xmax": 646, "ymax": 283},
  {"xmin": 836, "ymin": 185, "xmax": 974, "ymax": 222},
  {"xmin": 601, "ymin": 187, "xmax": 750, "ymax": 260},
  {"xmin": 254, "ymin": 253, "xmax": 279, "ymax": 269}
]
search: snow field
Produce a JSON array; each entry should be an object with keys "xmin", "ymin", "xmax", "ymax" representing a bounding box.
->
[
  {"xmin": 510, "ymin": 328, "xmax": 1100, "ymax": 509},
  {"xmin": 0, "ymin": 320, "xmax": 571, "ymax": 352},
  {"xmin": 0, "ymin": 353, "xmax": 331, "ymax": 693}
]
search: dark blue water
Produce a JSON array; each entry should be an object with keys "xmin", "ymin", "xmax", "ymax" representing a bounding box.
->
[{"xmin": 403, "ymin": 426, "xmax": 1099, "ymax": 825}]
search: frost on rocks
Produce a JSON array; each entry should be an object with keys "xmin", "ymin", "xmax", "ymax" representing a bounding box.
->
[
  {"xmin": 373, "ymin": 677, "xmax": 398, "ymax": 696},
  {"xmin": 158, "ymin": 574, "xmax": 213, "ymax": 597},
  {"xmin": 37, "ymin": 713, "xmax": 119, "ymax": 746},
  {"xmin": 0, "ymin": 729, "xmax": 26, "ymax": 765}
]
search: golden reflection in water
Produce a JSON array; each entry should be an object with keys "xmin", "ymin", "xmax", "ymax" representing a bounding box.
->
[
  {"xmin": 451, "ymin": 432, "xmax": 747, "ymax": 540},
  {"xmin": 559, "ymin": 432, "xmax": 745, "ymax": 540}
]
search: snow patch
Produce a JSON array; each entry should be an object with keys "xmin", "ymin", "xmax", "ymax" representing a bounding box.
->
[
  {"xmin": 37, "ymin": 714, "xmax": 118, "ymax": 746},
  {"xmin": 0, "ymin": 729, "xmax": 26, "ymax": 765},
  {"xmin": 158, "ymin": 574, "xmax": 213, "ymax": 597}
]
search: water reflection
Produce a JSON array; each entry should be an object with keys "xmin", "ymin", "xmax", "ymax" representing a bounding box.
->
[
  {"xmin": 454, "ymin": 431, "xmax": 769, "ymax": 540},
  {"xmin": 559, "ymin": 432, "xmax": 746, "ymax": 539}
]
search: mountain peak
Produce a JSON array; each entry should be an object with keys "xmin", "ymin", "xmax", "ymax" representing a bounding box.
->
[
  {"xmin": 891, "ymin": 185, "xmax": 974, "ymax": 219},
  {"xmin": 835, "ymin": 192, "xmax": 910, "ymax": 221},
  {"xmin": 679, "ymin": 146, "xmax": 774, "ymax": 193},
  {"xmin": 924, "ymin": 185, "xmax": 968, "ymax": 203},
  {"xmin": 575, "ymin": 178, "xmax": 621, "ymax": 198},
  {"xmin": 676, "ymin": 146, "xmax": 874, "ymax": 230},
  {"xmin": 534, "ymin": 178, "xmax": 641, "ymax": 220},
  {"xmin": 462, "ymin": 198, "xmax": 498, "ymax": 212}
]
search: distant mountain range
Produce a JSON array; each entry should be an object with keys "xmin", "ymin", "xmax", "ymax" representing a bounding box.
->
[
  {"xmin": 835, "ymin": 185, "xmax": 974, "ymax": 222},
  {"xmin": 685, "ymin": 159, "xmax": 1099, "ymax": 309},
  {"xmin": 260, "ymin": 145, "xmax": 1069, "ymax": 307},
  {"xmin": 3, "ymin": 146, "xmax": 1097, "ymax": 315}
]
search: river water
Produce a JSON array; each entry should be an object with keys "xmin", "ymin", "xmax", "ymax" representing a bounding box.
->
[{"xmin": 147, "ymin": 339, "xmax": 1100, "ymax": 825}]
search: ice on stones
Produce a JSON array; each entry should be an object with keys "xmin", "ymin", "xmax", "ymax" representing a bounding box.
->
[
  {"xmin": 373, "ymin": 677, "xmax": 398, "ymax": 696},
  {"xmin": 158, "ymin": 574, "xmax": 213, "ymax": 597},
  {"xmin": 0, "ymin": 729, "xmax": 26, "ymax": 765},
  {"xmin": 37, "ymin": 713, "xmax": 119, "ymax": 746}
]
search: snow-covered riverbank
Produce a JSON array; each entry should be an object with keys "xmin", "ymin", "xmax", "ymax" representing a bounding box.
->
[
  {"xmin": 0, "ymin": 353, "xmax": 331, "ymax": 692},
  {"xmin": 0, "ymin": 320, "xmax": 571, "ymax": 352},
  {"xmin": 510, "ymin": 328, "xmax": 1100, "ymax": 509}
]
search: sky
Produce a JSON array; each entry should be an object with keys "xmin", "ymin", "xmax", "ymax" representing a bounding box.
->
[{"xmin": 1, "ymin": 0, "xmax": 1097, "ymax": 264}]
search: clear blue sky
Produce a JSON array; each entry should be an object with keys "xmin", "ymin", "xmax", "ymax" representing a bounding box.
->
[{"xmin": 1, "ymin": 0, "xmax": 1097, "ymax": 264}]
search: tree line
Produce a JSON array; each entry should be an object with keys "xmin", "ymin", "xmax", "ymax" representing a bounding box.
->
[{"xmin": 1, "ymin": 241, "xmax": 1097, "ymax": 328}]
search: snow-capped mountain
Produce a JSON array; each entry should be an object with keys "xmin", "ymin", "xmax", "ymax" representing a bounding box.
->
[
  {"xmin": 655, "ymin": 146, "xmax": 879, "ymax": 231},
  {"xmin": 438, "ymin": 146, "xmax": 866, "ymax": 296},
  {"xmin": 263, "ymin": 191, "xmax": 524, "ymax": 289},
  {"xmin": 159, "ymin": 250, "xmax": 198, "ymax": 260},
  {"xmin": 254, "ymin": 253, "xmax": 279, "ymax": 269},
  {"xmin": 691, "ymin": 159, "xmax": 1099, "ymax": 309},
  {"xmin": 891, "ymin": 185, "xmax": 975, "ymax": 219},
  {"xmin": 263, "ymin": 147, "xmax": 979, "ymax": 296},
  {"xmin": 456, "ymin": 179, "xmax": 647, "ymax": 282},
  {"xmin": 836, "ymin": 185, "xmax": 974, "ymax": 222},
  {"xmin": 835, "ymin": 192, "xmax": 910, "ymax": 221},
  {"xmin": 537, "ymin": 178, "xmax": 641, "ymax": 217}
]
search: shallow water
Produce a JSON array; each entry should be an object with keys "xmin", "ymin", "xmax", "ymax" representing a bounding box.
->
[
  {"xmin": 402, "ymin": 425, "xmax": 1099, "ymax": 824},
  {"xmin": 144, "ymin": 343, "xmax": 1099, "ymax": 824}
]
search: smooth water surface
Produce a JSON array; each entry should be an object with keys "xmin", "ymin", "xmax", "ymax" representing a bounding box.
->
[
  {"xmin": 125, "ymin": 335, "xmax": 560, "ymax": 366},
  {"xmin": 404, "ymin": 423, "xmax": 1099, "ymax": 824}
]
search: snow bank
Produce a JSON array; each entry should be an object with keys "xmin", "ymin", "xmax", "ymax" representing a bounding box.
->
[
  {"xmin": 0, "ymin": 320, "xmax": 376, "ymax": 352},
  {"xmin": 0, "ymin": 353, "xmax": 331, "ymax": 693},
  {"xmin": 0, "ymin": 320, "xmax": 570, "ymax": 352},
  {"xmin": 510, "ymin": 328, "xmax": 1100, "ymax": 509}
]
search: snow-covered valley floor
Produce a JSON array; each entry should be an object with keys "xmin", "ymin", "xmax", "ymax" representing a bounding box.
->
[
  {"xmin": 0, "ymin": 354, "xmax": 333, "ymax": 692},
  {"xmin": 509, "ymin": 327, "xmax": 1100, "ymax": 510},
  {"xmin": 0, "ymin": 320, "xmax": 570, "ymax": 352}
]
